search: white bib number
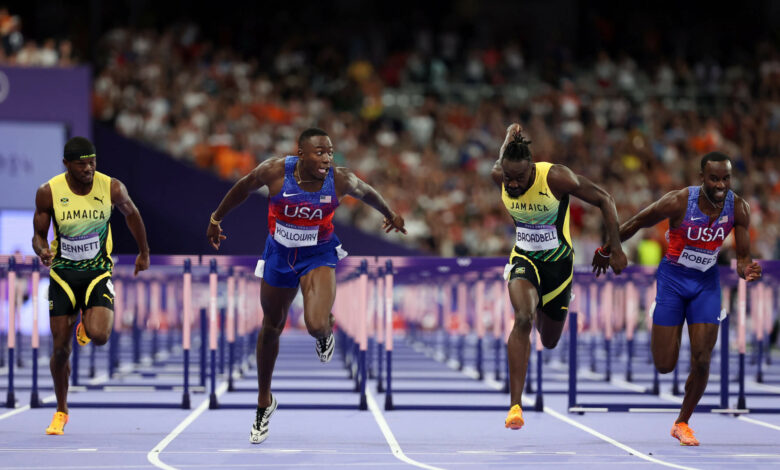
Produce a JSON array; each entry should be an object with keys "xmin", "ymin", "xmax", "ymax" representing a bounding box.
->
[
  {"xmin": 274, "ymin": 222, "xmax": 319, "ymax": 248},
  {"xmin": 515, "ymin": 223, "xmax": 559, "ymax": 252},
  {"xmin": 678, "ymin": 246, "xmax": 718, "ymax": 272},
  {"xmin": 60, "ymin": 232, "xmax": 101, "ymax": 261}
]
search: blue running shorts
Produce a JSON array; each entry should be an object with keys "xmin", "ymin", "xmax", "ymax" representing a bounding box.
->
[
  {"xmin": 255, "ymin": 237, "xmax": 347, "ymax": 288},
  {"xmin": 652, "ymin": 258, "xmax": 722, "ymax": 326}
]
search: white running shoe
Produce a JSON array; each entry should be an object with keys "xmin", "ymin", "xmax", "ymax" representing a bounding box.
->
[
  {"xmin": 315, "ymin": 333, "xmax": 335, "ymax": 363},
  {"xmin": 250, "ymin": 394, "xmax": 278, "ymax": 444}
]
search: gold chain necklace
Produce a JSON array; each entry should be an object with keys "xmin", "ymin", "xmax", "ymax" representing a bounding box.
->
[
  {"xmin": 295, "ymin": 162, "xmax": 316, "ymax": 185},
  {"xmin": 700, "ymin": 185, "xmax": 723, "ymax": 209}
]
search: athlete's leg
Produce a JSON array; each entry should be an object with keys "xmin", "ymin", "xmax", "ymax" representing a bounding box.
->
[
  {"xmin": 49, "ymin": 315, "xmax": 77, "ymax": 413},
  {"xmin": 651, "ymin": 324, "xmax": 684, "ymax": 373},
  {"xmin": 298, "ymin": 266, "xmax": 336, "ymax": 339},
  {"xmin": 677, "ymin": 322, "xmax": 718, "ymax": 424},
  {"xmin": 507, "ymin": 278, "xmax": 539, "ymax": 407},
  {"xmin": 81, "ymin": 306, "xmax": 113, "ymax": 345},
  {"xmin": 536, "ymin": 314, "xmax": 565, "ymax": 349},
  {"xmin": 257, "ymin": 280, "xmax": 298, "ymax": 407}
]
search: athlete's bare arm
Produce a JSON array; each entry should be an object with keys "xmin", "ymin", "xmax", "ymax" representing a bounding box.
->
[
  {"xmin": 733, "ymin": 196, "xmax": 761, "ymax": 281},
  {"xmin": 334, "ymin": 167, "xmax": 406, "ymax": 234},
  {"xmin": 592, "ymin": 189, "xmax": 687, "ymax": 276},
  {"xmin": 546, "ymin": 164, "xmax": 627, "ymax": 275},
  {"xmin": 111, "ymin": 178, "xmax": 150, "ymax": 275},
  {"xmin": 207, "ymin": 158, "xmax": 285, "ymax": 249},
  {"xmin": 491, "ymin": 123, "xmax": 523, "ymax": 187},
  {"xmin": 32, "ymin": 183, "xmax": 54, "ymax": 267}
]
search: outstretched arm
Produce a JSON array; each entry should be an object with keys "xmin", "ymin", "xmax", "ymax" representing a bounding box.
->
[
  {"xmin": 592, "ymin": 189, "xmax": 685, "ymax": 276},
  {"xmin": 733, "ymin": 197, "xmax": 761, "ymax": 281},
  {"xmin": 336, "ymin": 168, "xmax": 406, "ymax": 234},
  {"xmin": 207, "ymin": 159, "xmax": 279, "ymax": 249},
  {"xmin": 547, "ymin": 164, "xmax": 627, "ymax": 274},
  {"xmin": 491, "ymin": 123, "xmax": 523, "ymax": 187},
  {"xmin": 112, "ymin": 179, "xmax": 150, "ymax": 275},
  {"xmin": 32, "ymin": 184, "xmax": 54, "ymax": 266}
]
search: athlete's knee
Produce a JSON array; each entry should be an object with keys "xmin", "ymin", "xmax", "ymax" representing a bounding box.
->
[
  {"xmin": 260, "ymin": 321, "xmax": 285, "ymax": 341},
  {"xmin": 512, "ymin": 310, "xmax": 534, "ymax": 333},
  {"xmin": 654, "ymin": 357, "xmax": 676, "ymax": 374},
  {"xmin": 305, "ymin": 313, "xmax": 331, "ymax": 338},
  {"xmin": 90, "ymin": 329, "xmax": 111, "ymax": 346},
  {"xmin": 51, "ymin": 346, "xmax": 71, "ymax": 365},
  {"xmin": 690, "ymin": 350, "xmax": 712, "ymax": 375}
]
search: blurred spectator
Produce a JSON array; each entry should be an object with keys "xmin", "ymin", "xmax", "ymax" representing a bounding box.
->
[
  {"xmin": 0, "ymin": 6, "xmax": 73, "ymax": 67},
  {"xmin": 88, "ymin": 23, "xmax": 779, "ymax": 262},
  {"xmin": 2, "ymin": 10, "xmax": 778, "ymax": 262}
]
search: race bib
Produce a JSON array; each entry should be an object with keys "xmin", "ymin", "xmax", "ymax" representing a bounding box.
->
[
  {"xmin": 678, "ymin": 246, "xmax": 718, "ymax": 272},
  {"xmin": 515, "ymin": 223, "xmax": 559, "ymax": 252},
  {"xmin": 60, "ymin": 232, "xmax": 101, "ymax": 261},
  {"xmin": 274, "ymin": 222, "xmax": 319, "ymax": 248}
]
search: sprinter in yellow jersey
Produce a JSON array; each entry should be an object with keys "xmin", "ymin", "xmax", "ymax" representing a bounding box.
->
[
  {"xmin": 493, "ymin": 124, "xmax": 627, "ymax": 430},
  {"xmin": 32, "ymin": 137, "xmax": 150, "ymax": 435}
]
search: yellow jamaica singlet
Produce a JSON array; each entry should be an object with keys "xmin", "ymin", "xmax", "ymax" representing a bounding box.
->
[
  {"xmin": 49, "ymin": 171, "xmax": 113, "ymax": 271},
  {"xmin": 502, "ymin": 162, "xmax": 573, "ymax": 262}
]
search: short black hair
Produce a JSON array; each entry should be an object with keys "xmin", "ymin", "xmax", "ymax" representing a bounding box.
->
[
  {"xmin": 64, "ymin": 136, "xmax": 96, "ymax": 161},
  {"xmin": 501, "ymin": 132, "xmax": 533, "ymax": 162},
  {"xmin": 298, "ymin": 128, "xmax": 329, "ymax": 148},
  {"xmin": 700, "ymin": 151, "xmax": 731, "ymax": 171}
]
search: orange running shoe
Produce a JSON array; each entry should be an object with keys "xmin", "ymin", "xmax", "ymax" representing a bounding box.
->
[
  {"xmin": 670, "ymin": 422, "xmax": 699, "ymax": 446},
  {"xmin": 76, "ymin": 322, "xmax": 91, "ymax": 346},
  {"xmin": 505, "ymin": 404, "xmax": 524, "ymax": 430},
  {"xmin": 45, "ymin": 411, "xmax": 69, "ymax": 435}
]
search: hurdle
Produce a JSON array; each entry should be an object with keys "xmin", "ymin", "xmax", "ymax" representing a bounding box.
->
[
  {"xmin": 567, "ymin": 263, "xmax": 780, "ymax": 414},
  {"xmin": 217, "ymin": 255, "xmax": 367, "ymax": 411},
  {"xmin": 374, "ymin": 257, "xmax": 545, "ymax": 412},
  {"xmin": 2, "ymin": 255, "xmax": 210, "ymax": 409}
]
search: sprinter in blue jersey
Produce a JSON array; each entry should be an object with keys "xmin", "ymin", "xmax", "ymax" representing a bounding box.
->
[
  {"xmin": 207, "ymin": 128, "xmax": 405, "ymax": 444},
  {"xmin": 593, "ymin": 152, "xmax": 761, "ymax": 445}
]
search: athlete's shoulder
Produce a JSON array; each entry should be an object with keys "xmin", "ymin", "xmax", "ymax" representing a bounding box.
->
[
  {"xmin": 35, "ymin": 180, "xmax": 53, "ymax": 203},
  {"xmin": 46, "ymin": 172, "xmax": 66, "ymax": 186},
  {"xmin": 258, "ymin": 156, "xmax": 287, "ymax": 173},
  {"xmin": 94, "ymin": 171, "xmax": 112, "ymax": 182},
  {"xmin": 664, "ymin": 187, "xmax": 689, "ymax": 202},
  {"xmin": 333, "ymin": 166, "xmax": 354, "ymax": 178},
  {"xmin": 653, "ymin": 188, "xmax": 689, "ymax": 220}
]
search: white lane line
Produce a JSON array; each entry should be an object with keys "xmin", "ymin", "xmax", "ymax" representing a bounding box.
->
[
  {"xmin": 0, "ymin": 394, "xmax": 56, "ymax": 421},
  {"xmin": 365, "ymin": 388, "xmax": 445, "ymax": 470},
  {"xmin": 737, "ymin": 416, "xmax": 780, "ymax": 432},
  {"xmin": 538, "ymin": 404, "xmax": 698, "ymax": 470},
  {"xmin": 615, "ymin": 378, "xmax": 780, "ymax": 432},
  {"xmin": 480, "ymin": 377, "xmax": 697, "ymax": 470},
  {"xmin": 147, "ymin": 382, "xmax": 228, "ymax": 470},
  {"xmin": 745, "ymin": 381, "xmax": 780, "ymax": 394}
]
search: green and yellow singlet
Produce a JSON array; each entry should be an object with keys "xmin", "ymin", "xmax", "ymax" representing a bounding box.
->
[
  {"xmin": 502, "ymin": 162, "xmax": 573, "ymax": 262},
  {"xmin": 49, "ymin": 171, "xmax": 113, "ymax": 271}
]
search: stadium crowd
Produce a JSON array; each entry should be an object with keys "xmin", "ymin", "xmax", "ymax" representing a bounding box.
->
[
  {"xmin": 5, "ymin": 15, "xmax": 780, "ymax": 262},
  {"xmin": 0, "ymin": 7, "xmax": 75, "ymax": 67}
]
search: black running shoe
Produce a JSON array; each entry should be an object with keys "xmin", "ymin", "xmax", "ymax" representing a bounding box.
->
[
  {"xmin": 315, "ymin": 333, "xmax": 335, "ymax": 363},
  {"xmin": 250, "ymin": 394, "xmax": 277, "ymax": 444}
]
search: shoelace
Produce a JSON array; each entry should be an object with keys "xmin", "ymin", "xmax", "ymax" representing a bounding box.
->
[
  {"xmin": 680, "ymin": 426, "xmax": 694, "ymax": 438},
  {"xmin": 255, "ymin": 408, "xmax": 268, "ymax": 428}
]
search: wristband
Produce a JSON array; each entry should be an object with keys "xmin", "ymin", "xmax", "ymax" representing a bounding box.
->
[
  {"xmin": 595, "ymin": 247, "xmax": 610, "ymax": 258},
  {"xmin": 210, "ymin": 214, "xmax": 222, "ymax": 227}
]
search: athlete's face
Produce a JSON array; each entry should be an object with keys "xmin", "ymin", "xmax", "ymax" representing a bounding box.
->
[
  {"xmin": 64, "ymin": 157, "xmax": 96, "ymax": 185},
  {"xmin": 700, "ymin": 160, "xmax": 731, "ymax": 203},
  {"xmin": 501, "ymin": 158, "xmax": 533, "ymax": 198},
  {"xmin": 297, "ymin": 136, "xmax": 334, "ymax": 181}
]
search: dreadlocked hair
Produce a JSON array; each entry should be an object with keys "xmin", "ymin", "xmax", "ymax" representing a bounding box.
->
[{"xmin": 501, "ymin": 132, "xmax": 533, "ymax": 162}]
